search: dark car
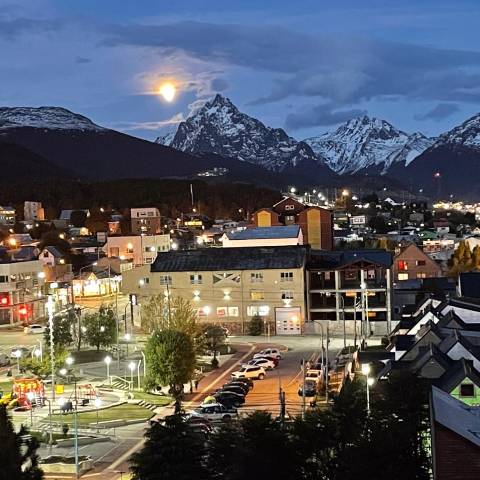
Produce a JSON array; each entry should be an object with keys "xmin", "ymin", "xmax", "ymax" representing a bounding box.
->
[
  {"xmin": 222, "ymin": 382, "xmax": 249, "ymax": 395},
  {"xmin": 298, "ymin": 381, "xmax": 317, "ymax": 397},
  {"xmin": 215, "ymin": 391, "xmax": 245, "ymax": 408},
  {"xmin": 228, "ymin": 377, "xmax": 254, "ymax": 390},
  {"xmin": 219, "ymin": 385, "xmax": 247, "ymax": 397}
]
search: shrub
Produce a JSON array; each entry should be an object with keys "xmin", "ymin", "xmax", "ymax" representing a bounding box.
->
[{"xmin": 248, "ymin": 315, "xmax": 263, "ymax": 336}]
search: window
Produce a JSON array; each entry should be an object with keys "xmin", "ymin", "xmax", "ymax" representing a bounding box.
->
[
  {"xmin": 416, "ymin": 260, "xmax": 426, "ymax": 266},
  {"xmin": 159, "ymin": 275, "xmax": 172, "ymax": 285},
  {"xmin": 282, "ymin": 290, "xmax": 294, "ymax": 300},
  {"xmin": 141, "ymin": 277, "xmax": 150, "ymax": 285},
  {"xmin": 280, "ymin": 272, "xmax": 293, "ymax": 282},
  {"xmin": 397, "ymin": 260, "xmax": 408, "ymax": 271},
  {"xmin": 285, "ymin": 215, "xmax": 295, "ymax": 222},
  {"xmin": 190, "ymin": 274, "xmax": 203, "ymax": 285},
  {"xmin": 247, "ymin": 305, "xmax": 270, "ymax": 316},
  {"xmin": 0, "ymin": 275, "xmax": 8, "ymax": 283},
  {"xmin": 367, "ymin": 269, "xmax": 375, "ymax": 280},
  {"xmin": 251, "ymin": 272, "xmax": 264, "ymax": 283},
  {"xmin": 417, "ymin": 273, "xmax": 427, "ymax": 279},
  {"xmin": 110, "ymin": 247, "xmax": 120, "ymax": 257},
  {"xmin": 460, "ymin": 383, "xmax": 475, "ymax": 397},
  {"xmin": 250, "ymin": 290, "xmax": 265, "ymax": 300},
  {"xmin": 43, "ymin": 251, "xmax": 49, "ymax": 258},
  {"xmin": 217, "ymin": 307, "xmax": 227, "ymax": 317},
  {"xmin": 213, "ymin": 272, "xmax": 240, "ymax": 284},
  {"xmin": 285, "ymin": 204, "xmax": 295, "ymax": 211},
  {"xmin": 228, "ymin": 307, "xmax": 239, "ymax": 317},
  {"xmin": 344, "ymin": 270, "xmax": 357, "ymax": 281},
  {"xmin": 398, "ymin": 273, "xmax": 409, "ymax": 281}
]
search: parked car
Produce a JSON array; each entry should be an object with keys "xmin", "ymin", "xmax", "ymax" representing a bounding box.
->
[
  {"xmin": 246, "ymin": 358, "xmax": 276, "ymax": 370},
  {"xmin": 305, "ymin": 369, "xmax": 323, "ymax": 383},
  {"xmin": 228, "ymin": 377, "xmax": 254, "ymax": 390},
  {"xmin": 256, "ymin": 355, "xmax": 280, "ymax": 367},
  {"xmin": 298, "ymin": 380, "xmax": 317, "ymax": 397},
  {"xmin": 231, "ymin": 365, "xmax": 266, "ymax": 380},
  {"xmin": 0, "ymin": 354, "xmax": 10, "ymax": 367},
  {"xmin": 214, "ymin": 391, "xmax": 245, "ymax": 408},
  {"xmin": 191, "ymin": 403, "xmax": 237, "ymax": 422},
  {"xmin": 253, "ymin": 348, "xmax": 282, "ymax": 360},
  {"xmin": 219, "ymin": 384, "xmax": 248, "ymax": 396},
  {"xmin": 23, "ymin": 324, "xmax": 46, "ymax": 335},
  {"xmin": 9, "ymin": 346, "xmax": 30, "ymax": 359}
]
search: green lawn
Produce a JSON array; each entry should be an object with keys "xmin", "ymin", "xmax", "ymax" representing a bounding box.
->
[
  {"xmin": 130, "ymin": 391, "xmax": 172, "ymax": 406},
  {"xmin": 48, "ymin": 403, "xmax": 153, "ymax": 426},
  {"xmin": 0, "ymin": 380, "xmax": 13, "ymax": 393}
]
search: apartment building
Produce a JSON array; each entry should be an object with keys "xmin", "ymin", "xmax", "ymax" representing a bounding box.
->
[
  {"xmin": 122, "ymin": 246, "xmax": 308, "ymax": 335},
  {"xmin": 24, "ymin": 201, "xmax": 45, "ymax": 221},
  {"xmin": 130, "ymin": 208, "xmax": 161, "ymax": 235},
  {"xmin": 252, "ymin": 196, "xmax": 333, "ymax": 250},
  {"xmin": 103, "ymin": 234, "xmax": 170, "ymax": 266},
  {"xmin": 0, "ymin": 258, "xmax": 45, "ymax": 326},
  {"xmin": 307, "ymin": 250, "xmax": 393, "ymax": 336}
]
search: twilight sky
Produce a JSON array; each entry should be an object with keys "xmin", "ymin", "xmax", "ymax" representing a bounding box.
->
[{"xmin": 1, "ymin": 0, "xmax": 480, "ymax": 141}]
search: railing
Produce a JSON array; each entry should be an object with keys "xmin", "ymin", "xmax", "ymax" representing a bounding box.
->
[{"xmin": 109, "ymin": 375, "xmax": 132, "ymax": 390}]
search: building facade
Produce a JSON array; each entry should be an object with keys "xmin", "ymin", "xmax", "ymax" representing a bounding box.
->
[
  {"xmin": 0, "ymin": 259, "xmax": 45, "ymax": 326},
  {"xmin": 393, "ymin": 243, "xmax": 442, "ymax": 282},
  {"xmin": 252, "ymin": 197, "xmax": 332, "ymax": 250},
  {"xmin": 24, "ymin": 201, "xmax": 45, "ymax": 221},
  {"xmin": 122, "ymin": 246, "xmax": 308, "ymax": 335},
  {"xmin": 307, "ymin": 250, "xmax": 393, "ymax": 336},
  {"xmin": 103, "ymin": 234, "xmax": 170, "ymax": 266},
  {"xmin": 130, "ymin": 208, "xmax": 161, "ymax": 235}
]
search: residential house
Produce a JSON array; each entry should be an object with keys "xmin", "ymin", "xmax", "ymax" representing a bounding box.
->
[
  {"xmin": 122, "ymin": 245, "xmax": 308, "ymax": 335},
  {"xmin": 252, "ymin": 196, "xmax": 333, "ymax": 250},
  {"xmin": 130, "ymin": 208, "xmax": 161, "ymax": 235},
  {"xmin": 430, "ymin": 386, "xmax": 480, "ymax": 480},
  {"xmin": 393, "ymin": 243, "xmax": 442, "ymax": 282},
  {"xmin": 221, "ymin": 225, "xmax": 303, "ymax": 248},
  {"xmin": 435, "ymin": 359, "xmax": 480, "ymax": 406}
]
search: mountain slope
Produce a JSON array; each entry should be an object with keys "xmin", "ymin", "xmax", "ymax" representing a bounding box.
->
[
  {"xmin": 304, "ymin": 116, "xmax": 434, "ymax": 174},
  {"xmin": 158, "ymin": 94, "xmax": 335, "ymax": 178},
  {"xmin": 399, "ymin": 113, "xmax": 480, "ymax": 197}
]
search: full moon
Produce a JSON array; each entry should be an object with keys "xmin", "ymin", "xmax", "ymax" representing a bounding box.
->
[{"xmin": 159, "ymin": 83, "xmax": 176, "ymax": 102}]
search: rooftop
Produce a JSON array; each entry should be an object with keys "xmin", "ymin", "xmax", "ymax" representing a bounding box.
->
[
  {"xmin": 225, "ymin": 225, "xmax": 300, "ymax": 241},
  {"xmin": 307, "ymin": 249, "xmax": 392, "ymax": 269}
]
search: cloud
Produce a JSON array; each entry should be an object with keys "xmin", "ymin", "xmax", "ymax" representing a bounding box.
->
[
  {"xmin": 210, "ymin": 77, "xmax": 228, "ymax": 92},
  {"xmin": 414, "ymin": 103, "xmax": 460, "ymax": 121},
  {"xmin": 285, "ymin": 104, "xmax": 367, "ymax": 130},
  {"xmin": 103, "ymin": 21, "xmax": 480, "ymax": 108},
  {"xmin": 110, "ymin": 112, "xmax": 185, "ymax": 131},
  {"xmin": 75, "ymin": 56, "xmax": 91, "ymax": 64}
]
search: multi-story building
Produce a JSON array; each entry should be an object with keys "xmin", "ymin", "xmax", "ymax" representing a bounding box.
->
[
  {"xmin": 393, "ymin": 243, "xmax": 442, "ymax": 282},
  {"xmin": 130, "ymin": 208, "xmax": 161, "ymax": 235},
  {"xmin": 252, "ymin": 196, "xmax": 332, "ymax": 250},
  {"xmin": 122, "ymin": 246, "xmax": 308, "ymax": 335},
  {"xmin": 24, "ymin": 201, "xmax": 45, "ymax": 221},
  {"xmin": 0, "ymin": 258, "xmax": 45, "ymax": 326},
  {"xmin": 103, "ymin": 234, "xmax": 170, "ymax": 266},
  {"xmin": 0, "ymin": 206, "xmax": 15, "ymax": 225},
  {"xmin": 307, "ymin": 250, "xmax": 393, "ymax": 336}
]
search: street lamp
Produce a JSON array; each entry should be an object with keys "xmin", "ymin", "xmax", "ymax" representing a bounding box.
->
[
  {"xmin": 26, "ymin": 391, "xmax": 35, "ymax": 426},
  {"xmin": 128, "ymin": 362, "xmax": 135, "ymax": 390},
  {"xmin": 361, "ymin": 363, "xmax": 374, "ymax": 413},
  {"xmin": 104, "ymin": 355, "xmax": 112, "ymax": 384},
  {"xmin": 13, "ymin": 349, "xmax": 22, "ymax": 374},
  {"xmin": 94, "ymin": 397, "xmax": 102, "ymax": 431}
]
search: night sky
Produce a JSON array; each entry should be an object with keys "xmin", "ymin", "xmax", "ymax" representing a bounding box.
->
[{"xmin": 1, "ymin": 0, "xmax": 480, "ymax": 141}]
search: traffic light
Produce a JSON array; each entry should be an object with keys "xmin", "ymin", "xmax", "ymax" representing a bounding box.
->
[
  {"xmin": 0, "ymin": 293, "xmax": 10, "ymax": 306},
  {"xmin": 129, "ymin": 293, "xmax": 138, "ymax": 306}
]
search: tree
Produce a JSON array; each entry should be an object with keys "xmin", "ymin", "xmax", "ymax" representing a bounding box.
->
[
  {"xmin": 248, "ymin": 314, "xmax": 263, "ymax": 336},
  {"xmin": 202, "ymin": 324, "xmax": 227, "ymax": 367},
  {"xmin": 83, "ymin": 305, "xmax": 116, "ymax": 351},
  {"xmin": 450, "ymin": 240, "xmax": 474, "ymax": 276},
  {"xmin": 20, "ymin": 349, "xmax": 68, "ymax": 377},
  {"xmin": 130, "ymin": 414, "xmax": 208, "ymax": 480},
  {"xmin": 43, "ymin": 312, "xmax": 73, "ymax": 351},
  {"xmin": 69, "ymin": 210, "xmax": 87, "ymax": 228},
  {"xmin": 0, "ymin": 406, "xmax": 43, "ymax": 480},
  {"xmin": 144, "ymin": 329, "xmax": 195, "ymax": 413}
]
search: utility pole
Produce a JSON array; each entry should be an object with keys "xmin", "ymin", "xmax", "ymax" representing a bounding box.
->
[
  {"xmin": 325, "ymin": 326, "xmax": 329, "ymax": 403},
  {"xmin": 301, "ymin": 358, "xmax": 306, "ymax": 419},
  {"xmin": 353, "ymin": 294, "xmax": 357, "ymax": 348}
]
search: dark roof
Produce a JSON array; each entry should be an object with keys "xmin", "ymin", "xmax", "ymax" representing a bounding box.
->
[
  {"xmin": 307, "ymin": 249, "xmax": 392, "ymax": 270},
  {"xmin": 438, "ymin": 331, "xmax": 480, "ymax": 359},
  {"xmin": 151, "ymin": 245, "xmax": 308, "ymax": 272},
  {"xmin": 392, "ymin": 335, "xmax": 416, "ymax": 351},
  {"xmin": 435, "ymin": 359, "xmax": 480, "ymax": 392},
  {"xmin": 460, "ymin": 272, "xmax": 480, "ymax": 299},
  {"xmin": 43, "ymin": 246, "xmax": 63, "ymax": 258},
  {"xmin": 409, "ymin": 344, "xmax": 454, "ymax": 375},
  {"xmin": 225, "ymin": 225, "xmax": 300, "ymax": 241}
]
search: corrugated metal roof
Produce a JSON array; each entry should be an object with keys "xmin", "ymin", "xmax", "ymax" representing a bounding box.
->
[
  {"xmin": 226, "ymin": 225, "xmax": 300, "ymax": 241},
  {"xmin": 151, "ymin": 245, "xmax": 308, "ymax": 272}
]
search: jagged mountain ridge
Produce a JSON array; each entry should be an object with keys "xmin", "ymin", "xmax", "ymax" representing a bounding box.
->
[
  {"xmin": 304, "ymin": 116, "xmax": 435, "ymax": 174},
  {"xmin": 157, "ymin": 94, "xmax": 334, "ymax": 175}
]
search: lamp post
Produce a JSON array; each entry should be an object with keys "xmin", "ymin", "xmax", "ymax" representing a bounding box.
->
[
  {"xmin": 26, "ymin": 391, "xmax": 34, "ymax": 427},
  {"xmin": 361, "ymin": 363, "xmax": 374, "ymax": 414},
  {"xmin": 94, "ymin": 397, "xmax": 102, "ymax": 431},
  {"xmin": 13, "ymin": 349, "xmax": 22, "ymax": 374},
  {"xmin": 65, "ymin": 356, "xmax": 79, "ymax": 479},
  {"xmin": 128, "ymin": 362, "xmax": 135, "ymax": 390},
  {"xmin": 104, "ymin": 355, "xmax": 112, "ymax": 384}
]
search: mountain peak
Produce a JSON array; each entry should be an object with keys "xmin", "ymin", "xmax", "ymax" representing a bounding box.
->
[
  {"xmin": 436, "ymin": 112, "xmax": 480, "ymax": 149},
  {"xmin": 0, "ymin": 106, "xmax": 104, "ymax": 131},
  {"xmin": 205, "ymin": 93, "xmax": 235, "ymax": 109}
]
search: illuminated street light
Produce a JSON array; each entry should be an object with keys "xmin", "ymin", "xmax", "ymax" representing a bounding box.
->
[{"xmin": 104, "ymin": 355, "xmax": 112, "ymax": 383}]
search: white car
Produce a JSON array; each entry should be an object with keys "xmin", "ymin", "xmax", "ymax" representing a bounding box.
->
[
  {"xmin": 246, "ymin": 358, "xmax": 276, "ymax": 370},
  {"xmin": 305, "ymin": 369, "xmax": 323, "ymax": 384},
  {"xmin": 190, "ymin": 403, "xmax": 237, "ymax": 422},
  {"xmin": 253, "ymin": 348, "xmax": 282, "ymax": 360},
  {"xmin": 231, "ymin": 365, "xmax": 266, "ymax": 380},
  {"xmin": 24, "ymin": 324, "xmax": 46, "ymax": 335}
]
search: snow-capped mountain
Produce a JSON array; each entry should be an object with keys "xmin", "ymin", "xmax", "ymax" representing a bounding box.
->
[
  {"xmin": 433, "ymin": 112, "xmax": 480, "ymax": 150},
  {"xmin": 304, "ymin": 116, "xmax": 434, "ymax": 174},
  {"xmin": 155, "ymin": 131, "xmax": 175, "ymax": 146},
  {"xmin": 0, "ymin": 107, "xmax": 105, "ymax": 131},
  {"xmin": 159, "ymin": 94, "xmax": 328, "ymax": 172}
]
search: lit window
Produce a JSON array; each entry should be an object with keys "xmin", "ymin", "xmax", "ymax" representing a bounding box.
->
[
  {"xmin": 247, "ymin": 305, "xmax": 270, "ymax": 316},
  {"xmin": 280, "ymin": 272, "xmax": 293, "ymax": 282},
  {"xmin": 251, "ymin": 272, "xmax": 264, "ymax": 283},
  {"xmin": 398, "ymin": 273, "xmax": 409, "ymax": 281},
  {"xmin": 159, "ymin": 275, "xmax": 172, "ymax": 285},
  {"xmin": 250, "ymin": 290, "xmax": 265, "ymax": 300},
  {"xmin": 190, "ymin": 274, "xmax": 203, "ymax": 285},
  {"xmin": 416, "ymin": 273, "xmax": 427, "ymax": 279},
  {"xmin": 397, "ymin": 260, "xmax": 408, "ymax": 271}
]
